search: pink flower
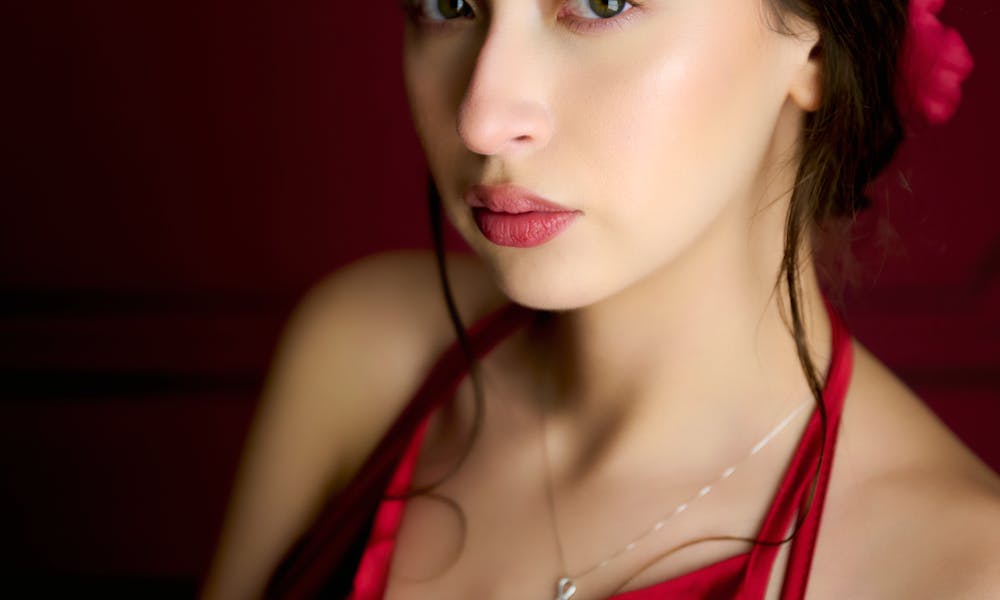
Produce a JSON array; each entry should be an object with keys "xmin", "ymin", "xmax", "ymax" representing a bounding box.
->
[{"xmin": 898, "ymin": 0, "xmax": 974, "ymax": 125}]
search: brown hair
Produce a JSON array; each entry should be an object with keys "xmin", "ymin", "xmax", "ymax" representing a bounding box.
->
[{"xmin": 413, "ymin": 0, "xmax": 910, "ymax": 580}]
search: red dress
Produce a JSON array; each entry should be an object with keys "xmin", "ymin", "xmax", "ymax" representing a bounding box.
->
[{"xmin": 266, "ymin": 299, "xmax": 853, "ymax": 599}]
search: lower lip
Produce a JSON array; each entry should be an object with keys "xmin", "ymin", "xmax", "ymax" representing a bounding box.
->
[{"xmin": 472, "ymin": 209, "xmax": 579, "ymax": 248}]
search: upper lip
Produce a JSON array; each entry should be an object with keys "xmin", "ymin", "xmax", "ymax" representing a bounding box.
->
[{"xmin": 464, "ymin": 184, "xmax": 575, "ymax": 214}]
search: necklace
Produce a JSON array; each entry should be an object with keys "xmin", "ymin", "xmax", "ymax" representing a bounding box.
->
[{"xmin": 538, "ymin": 393, "xmax": 811, "ymax": 600}]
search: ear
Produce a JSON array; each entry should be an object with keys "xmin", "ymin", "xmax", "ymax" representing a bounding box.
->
[{"xmin": 788, "ymin": 34, "xmax": 823, "ymax": 113}]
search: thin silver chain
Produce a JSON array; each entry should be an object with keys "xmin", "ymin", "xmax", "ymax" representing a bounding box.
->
[{"xmin": 538, "ymin": 390, "xmax": 811, "ymax": 600}]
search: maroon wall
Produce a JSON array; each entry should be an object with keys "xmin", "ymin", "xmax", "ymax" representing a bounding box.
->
[{"xmin": 1, "ymin": 1, "xmax": 997, "ymax": 595}]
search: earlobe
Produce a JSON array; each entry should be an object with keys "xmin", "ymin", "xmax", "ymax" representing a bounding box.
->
[{"xmin": 789, "ymin": 43, "xmax": 823, "ymax": 112}]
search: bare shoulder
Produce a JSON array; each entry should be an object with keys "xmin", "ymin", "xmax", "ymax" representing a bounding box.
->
[
  {"xmin": 199, "ymin": 249, "xmax": 505, "ymax": 599},
  {"xmin": 290, "ymin": 249, "xmax": 509, "ymax": 484},
  {"xmin": 810, "ymin": 339, "xmax": 1000, "ymax": 599}
]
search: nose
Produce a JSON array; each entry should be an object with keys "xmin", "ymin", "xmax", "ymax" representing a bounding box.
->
[{"xmin": 456, "ymin": 23, "xmax": 554, "ymax": 157}]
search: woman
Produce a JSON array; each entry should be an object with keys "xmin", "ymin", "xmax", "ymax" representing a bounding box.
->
[{"xmin": 202, "ymin": 0, "xmax": 999, "ymax": 598}]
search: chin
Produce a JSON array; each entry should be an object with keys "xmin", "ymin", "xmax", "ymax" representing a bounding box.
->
[
  {"xmin": 499, "ymin": 284, "xmax": 593, "ymax": 313},
  {"xmin": 469, "ymin": 243, "xmax": 617, "ymax": 313}
]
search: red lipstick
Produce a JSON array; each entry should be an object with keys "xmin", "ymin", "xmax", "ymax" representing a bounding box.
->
[{"xmin": 465, "ymin": 184, "xmax": 580, "ymax": 248}]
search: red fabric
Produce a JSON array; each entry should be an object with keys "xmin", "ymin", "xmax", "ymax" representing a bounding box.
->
[{"xmin": 272, "ymin": 299, "xmax": 853, "ymax": 599}]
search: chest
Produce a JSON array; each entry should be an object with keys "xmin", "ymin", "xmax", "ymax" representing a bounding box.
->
[
  {"xmin": 380, "ymin": 501, "xmax": 794, "ymax": 600},
  {"xmin": 373, "ymin": 371, "xmax": 825, "ymax": 600},
  {"xmin": 376, "ymin": 411, "xmax": 794, "ymax": 600},
  {"xmin": 380, "ymin": 398, "xmax": 574, "ymax": 599}
]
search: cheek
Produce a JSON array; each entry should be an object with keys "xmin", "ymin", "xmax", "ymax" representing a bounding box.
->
[
  {"xmin": 403, "ymin": 31, "xmax": 478, "ymax": 182},
  {"xmin": 403, "ymin": 50, "xmax": 450, "ymax": 171},
  {"xmin": 564, "ymin": 7, "xmax": 784, "ymax": 240}
]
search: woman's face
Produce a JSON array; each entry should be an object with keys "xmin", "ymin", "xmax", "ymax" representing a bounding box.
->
[{"xmin": 402, "ymin": 0, "xmax": 819, "ymax": 310}]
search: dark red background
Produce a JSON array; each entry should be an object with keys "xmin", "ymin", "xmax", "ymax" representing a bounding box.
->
[{"xmin": 1, "ymin": 1, "xmax": 997, "ymax": 596}]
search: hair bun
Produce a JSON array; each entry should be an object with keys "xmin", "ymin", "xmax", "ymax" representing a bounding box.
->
[{"xmin": 898, "ymin": 0, "xmax": 974, "ymax": 126}]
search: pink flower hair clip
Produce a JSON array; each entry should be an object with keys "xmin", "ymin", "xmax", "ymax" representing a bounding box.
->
[{"xmin": 897, "ymin": 0, "xmax": 975, "ymax": 126}]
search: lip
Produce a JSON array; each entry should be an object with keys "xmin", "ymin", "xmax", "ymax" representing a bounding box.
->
[
  {"xmin": 464, "ymin": 184, "xmax": 580, "ymax": 248},
  {"xmin": 464, "ymin": 184, "xmax": 576, "ymax": 214}
]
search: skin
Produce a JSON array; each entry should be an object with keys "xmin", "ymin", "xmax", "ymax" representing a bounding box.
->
[
  {"xmin": 394, "ymin": 0, "xmax": 833, "ymax": 595},
  {"xmin": 404, "ymin": 0, "xmax": 826, "ymax": 534},
  {"xmin": 389, "ymin": 0, "xmax": 1000, "ymax": 597},
  {"xmin": 405, "ymin": 0, "xmax": 828, "ymax": 438},
  {"xmin": 200, "ymin": 0, "xmax": 1000, "ymax": 597}
]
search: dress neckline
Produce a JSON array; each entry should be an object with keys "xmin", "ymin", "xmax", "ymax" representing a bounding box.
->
[{"xmin": 350, "ymin": 297, "xmax": 854, "ymax": 600}]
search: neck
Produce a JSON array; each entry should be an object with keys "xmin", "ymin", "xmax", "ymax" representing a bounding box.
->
[{"xmin": 520, "ymin": 183, "xmax": 833, "ymax": 485}]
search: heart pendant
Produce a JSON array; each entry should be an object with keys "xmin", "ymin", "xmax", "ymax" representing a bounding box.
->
[{"xmin": 555, "ymin": 577, "xmax": 577, "ymax": 600}]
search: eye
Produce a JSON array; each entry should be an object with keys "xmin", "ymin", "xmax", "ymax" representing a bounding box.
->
[
  {"xmin": 560, "ymin": 0, "xmax": 642, "ymax": 33},
  {"xmin": 577, "ymin": 0, "xmax": 631, "ymax": 19},
  {"xmin": 402, "ymin": 0, "xmax": 475, "ymax": 23},
  {"xmin": 431, "ymin": 0, "xmax": 475, "ymax": 19},
  {"xmin": 400, "ymin": 0, "xmax": 642, "ymax": 33}
]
